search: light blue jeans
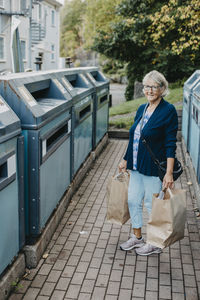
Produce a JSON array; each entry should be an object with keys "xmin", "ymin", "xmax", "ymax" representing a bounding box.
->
[{"xmin": 128, "ymin": 170, "xmax": 162, "ymax": 228}]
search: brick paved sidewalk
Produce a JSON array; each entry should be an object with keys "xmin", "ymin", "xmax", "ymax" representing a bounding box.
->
[{"xmin": 9, "ymin": 139, "xmax": 200, "ymax": 300}]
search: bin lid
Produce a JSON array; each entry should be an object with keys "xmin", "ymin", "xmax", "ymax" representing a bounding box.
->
[
  {"xmin": 184, "ymin": 70, "xmax": 200, "ymax": 92},
  {"xmin": 0, "ymin": 71, "xmax": 72, "ymax": 129},
  {"xmin": 54, "ymin": 68, "xmax": 94, "ymax": 102},
  {"xmin": 193, "ymin": 82, "xmax": 200, "ymax": 104},
  {"xmin": 0, "ymin": 95, "xmax": 21, "ymax": 143},
  {"xmin": 81, "ymin": 67, "xmax": 109, "ymax": 89}
]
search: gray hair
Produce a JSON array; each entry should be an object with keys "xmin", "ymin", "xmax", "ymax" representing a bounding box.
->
[{"xmin": 142, "ymin": 70, "xmax": 169, "ymax": 97}]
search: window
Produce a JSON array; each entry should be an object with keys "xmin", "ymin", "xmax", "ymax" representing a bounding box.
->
[
  {"xmin": 51, "ymin": 44, "xmax": 55, "ymax": 61},
  {"xmin": 21, "ymin": 0, "xmax": 27, "ymax": 10},
  {"xmin": 0, "ymin": 0, "xmax": 4, "ymax": 9},
  {"xmin": 39, "ymin": 4, "xmax": 42, "ymax": 20},
  {"xmin": 51, "ymin": 10, "xmax": 55, "ymax": 26},
  {"xmin": 0, "ymin": 36, "xmax": 5, "ymax": 60},
  {"xmin": 21, "ymin": 40, "xmax": 26, "ymax": 61}
]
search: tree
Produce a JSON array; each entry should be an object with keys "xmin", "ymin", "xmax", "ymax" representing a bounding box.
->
[
  {"xmin": 60, "ymin": 0, "xmax": 86, "ymax": 59},
  {"xmin": 92, "ymin": 0, "xmax": 200, "ymax": 100}
]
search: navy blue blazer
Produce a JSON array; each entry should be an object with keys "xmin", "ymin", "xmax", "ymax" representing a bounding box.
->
[{"xmin": 124, "ymin": 98, "xmax": 178, "ymax": 177}]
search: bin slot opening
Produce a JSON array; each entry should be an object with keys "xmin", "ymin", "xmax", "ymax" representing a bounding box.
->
[
  {"xmin": 0, "ymin": 161, "xmax": 7, "ymax": 181},
  {"xmin": 80, "ymin": 105, "xmax": 91, "ymax": 119},
  {"xmin": 90, "ymin": 71, "xmax": 104, "ymax": 82},
  {"xmin": 64, "ymin": 74, "xmax": 88, "ymax": 88},
  {"xmin": 47, "ymin": 123, "xmax": 68, "ymax": 152},
  {"xmin": 25, "ymin": 79, "xmax": 65, "ymax": 101},
  {"xmin": 100, "ymin": 95, "xmax": 107, "ymax": 104}
]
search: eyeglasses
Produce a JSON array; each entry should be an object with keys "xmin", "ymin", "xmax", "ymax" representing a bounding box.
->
[{"xmin": 143, "ymin": 85, "xmax": 161, "ymax": 92}]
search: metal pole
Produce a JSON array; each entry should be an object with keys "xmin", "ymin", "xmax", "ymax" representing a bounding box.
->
[{"xmin": 28, "ymin": 0, "xmax": 32, "ymax": 69}]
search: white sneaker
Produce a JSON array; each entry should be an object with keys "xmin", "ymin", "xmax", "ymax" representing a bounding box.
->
[
  {"xmin": 135, "ymin": 243, "xmax": 162, "ymax": 256},
  {"xmin": 120, "ymin": 234, "xmax": 145, "ymax": 251}
]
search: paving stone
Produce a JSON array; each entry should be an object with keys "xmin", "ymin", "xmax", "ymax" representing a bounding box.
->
[
  {"xmin": 50, "ymin": 290, "xmax": 65, "ymax": 300},
  {"xmin": 46, "ymin": 270, "xmax": 61, "ymax": 283},
  {"xmin": 184, "ymin": 275, "xmax": 197, "ymax": 287},
  {"xmin": 65, "ymin": 284, "xmax": 81, "ymax": 299},
  {"xmin": 96, "ymin": 274, "xmax": 109, "ymax": 287},
  {"xmin": 107, "ymin": 281, "xmax": 120, "ymax": 295},
  {"xmin": 38, "ymin": 264, "xmax": 53, "ymax": 276},
  {"xmin": 145, "ymin": 291, "xmax": 158, "ymax": 300},
  {"xmin": 55, "ymin": 277, "xmax": 70, "ymax": 290},
  {"xmin": 121, "ymin": 276, "xmax": 134, "ymax": 289},
  {"xmin": 78, "ymin": 293, "xmax": 92, "ymax": 300},
  {"xmin": 40, "ymin": 282, "xmax": 56, "ymax": 296},
  {"xmin": 80, "ymin": 279, "xmax": 95, "ymax": 293},
  {"xmin": 37, "ymin": 296, "xmax": 50, "ymax": 300},
  {"xmin": 31, "ymin": 275, "xmax": 47, "ymax": 288},
  {"xmin": 172, "ymin": 280, "xmax": 184, "ymax": 293},
  {"xmin": 159, "ymin": 285, "xmax": 171, "ymax": 299},
  {"xmin": 118, "ymin": 289, "xmax": 132, "ymax": 300},
  {"xmin": 22, "ymin": 288, "xmax": 40, "ymax": 300},
  {"xmin": 146, "ymin": 278, "xmax": 158, "ymax": 291},
  {"xmin": 132, "ymin": 283, "xmax": 145, "ymax": 298},
  {"xmin": 91, "ymin": 287, "xmax": 106, "ymax": 300}
]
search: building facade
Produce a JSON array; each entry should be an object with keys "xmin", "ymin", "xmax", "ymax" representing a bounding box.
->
[{"xmin": 0, "ymin": 0, "xmax": 62, "ymax": 73}]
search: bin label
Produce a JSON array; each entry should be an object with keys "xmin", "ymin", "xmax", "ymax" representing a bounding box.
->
[
  {"xmin": 42, "ymin": 140, "xmax": 47, "ymax": 157},
  {"xmin": 7, "ymin": 154, "xmax": 16, "ymax": 177},
  {"xmin": 61, "ymin": 78, "xmax": 73, "ymax": 91},
  {"xmin": 18, "ymin": 86, "xmax": 37, "ymax": 107},
  {"xmin": 0, "ymin": 98, "xmax": 9, "ymax": 113},
  {"xmin": 53, "ymin": 79, "xmax": 68, "ymax": 95},
  {"xmin": 68, "ymin": 119, "xmax": 71, "ymax": 133}
]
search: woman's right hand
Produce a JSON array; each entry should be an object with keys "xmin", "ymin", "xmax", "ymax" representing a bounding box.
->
[{"xmin": 118, "ymin": 159, "xmax": 127, "ymax": 173}]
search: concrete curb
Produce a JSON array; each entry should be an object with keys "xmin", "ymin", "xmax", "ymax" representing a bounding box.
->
[{"xmin": 0, "ymin": 254, "xmax": 25, "ymax": 300}]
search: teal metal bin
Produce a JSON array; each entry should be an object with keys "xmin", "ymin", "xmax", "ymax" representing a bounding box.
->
[
  {"xmin": 182, "ymin": 70, "xmax": 200, "ymax": 150},
  {"xmin": 54, "ymin": 69, "xmax": 95, "ymax": 176},
  {"xmin": 189, "ymin": 83, "xmax": 200, "ymax": 183},
  {"xmin": 0, "ymin": 72, "xmax": 72, "ymax": 242},
  {"xmin": 82, "ymin": 67, "xmax": 110, "ymax": 147},
  {"xmin": 0, "ymin": 95, "xmax": 24, "ymax": 275}
]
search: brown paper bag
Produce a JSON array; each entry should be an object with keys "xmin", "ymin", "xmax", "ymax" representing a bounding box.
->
[
  {"xmin": 147, "ymin": 188, "xmax": 186, "ymax": 249},
  {"xmin": 106, "ymin": 172, "xmax": 130, "ymax": 225}
]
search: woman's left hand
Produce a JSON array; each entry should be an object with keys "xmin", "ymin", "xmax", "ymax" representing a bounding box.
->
[{"xmin": 163, "ymin": 173, "xmax": 174, "ymax": 190}]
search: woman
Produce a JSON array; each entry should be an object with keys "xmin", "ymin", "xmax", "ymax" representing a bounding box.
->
[{"xmin": 119, "ymin": 70, "xmax": 178, "ymax": 256}]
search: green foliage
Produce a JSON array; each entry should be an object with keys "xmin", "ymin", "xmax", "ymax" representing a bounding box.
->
[
  {"xmin": 92, "ymin": 0, "xmax": 200, "ymax": 100},
  {"xmin": 60, "ymin": 0, "xmax": 86, "ymax": 59}
]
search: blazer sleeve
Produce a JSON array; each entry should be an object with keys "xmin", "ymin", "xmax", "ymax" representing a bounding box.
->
[{"xmin": 164, "ymin": 106, "xmax": 178, "ymax": 158}]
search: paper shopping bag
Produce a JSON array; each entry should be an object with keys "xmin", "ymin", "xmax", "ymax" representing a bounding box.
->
[
  {"xmin": 147, "ymin": 188, "xmax": 186, "ymax": 249},
  {"xmin": 106, "ymin": 172, "xmax": 130, "ymax": 225}
]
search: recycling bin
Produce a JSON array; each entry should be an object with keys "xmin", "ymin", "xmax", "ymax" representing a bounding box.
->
[
  {"xmin": 54, "ymin": 69, "xmax": 95, "ymax": 175},
  {"xmin": 182, "ymin": 70, "xmax": 200, "ymax": 150},
  {"xmin": 82, "ymin": 67, "xmax": 110, "ymax": 147},
  {"xmin": 0, "ymin": 96, "xmax": 25, "ymax": 275},
  {"xmin": 188, "ymin": 83, "xmax": 200, "ymax": 183},
  {"xmin": 0, "ymin": 71, "xmax": 72, "ymax": 241}
]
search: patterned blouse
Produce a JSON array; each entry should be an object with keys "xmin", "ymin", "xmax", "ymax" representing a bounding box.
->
[{"xmin": 133, "ymin": 110, "xmax": 153, "ymax": 170}]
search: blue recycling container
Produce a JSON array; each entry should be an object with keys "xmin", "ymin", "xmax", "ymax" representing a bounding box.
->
[
  {"xmin": 0, "ymin": 71, "xmax": 72, "ymax": 242},
  {"xmin": 188, "ymin": 82, "xmax": 200, "ymax": 183},
  {"xmin": 182, "ymin": 70, "xmax": 200, "ymax": 150},
  {"xmin": 54, "ymin": 69, "xmax": 95, "ymax": 176},
  {"xmin": 82, "ymin": 67, "xmax": 110, "ymax": 147},
  {"xmin": 0, "ymin": 95, "xmax": 25, "ymax": 275}
]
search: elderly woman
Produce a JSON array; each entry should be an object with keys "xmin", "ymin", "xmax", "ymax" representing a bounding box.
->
[{"xmin": 119, "ymin": 70, "xmax": 178, "ymax": 256}]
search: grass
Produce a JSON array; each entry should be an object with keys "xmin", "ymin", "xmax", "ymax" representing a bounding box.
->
[
  {"xmin": 109, "ymin": 87, "xmax": 183, "ymax": 117},
  {"xmin": 109, "ymin": 86, "xmax": 183, "ymax": 130}
]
